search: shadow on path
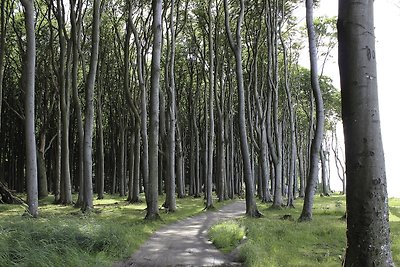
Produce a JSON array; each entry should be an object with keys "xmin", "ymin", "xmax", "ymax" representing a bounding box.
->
[{"xmin": 115, "ymin": 200, "xmax": 246, "ymax": 267}]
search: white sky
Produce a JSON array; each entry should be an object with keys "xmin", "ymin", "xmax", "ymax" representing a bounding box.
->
[{"xmin": 309, "ymin": 0, "xmax": 400, "ymax": 197}]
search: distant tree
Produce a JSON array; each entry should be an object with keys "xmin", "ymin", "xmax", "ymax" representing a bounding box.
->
[
  {"xmin": 21, "ymin": 0, "xmax": 38, "ymax": 217},
  {"xmin": 338, "ymin": 0, "xmax": 394, "ymax": 265}
]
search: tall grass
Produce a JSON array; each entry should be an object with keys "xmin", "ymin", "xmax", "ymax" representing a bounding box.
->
[
  {"xmin": 0, "ymin": 194, "xmax": 228, "ymax": 267},
  {"xmin": 210, "ymin": 195, "xmax": 400, "ymax": 267}
]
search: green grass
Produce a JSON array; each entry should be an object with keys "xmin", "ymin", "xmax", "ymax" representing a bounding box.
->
[
  {"xmin": 0, "ymin": 194, "xmax": 231, "ymax": 267},
  {"xmin": 209, "ymin": 220, "xmax": 246, "ymax": 253},
  {"xmin": 210, "ymin": 195, "xmax": 400, "ymax": 267}
]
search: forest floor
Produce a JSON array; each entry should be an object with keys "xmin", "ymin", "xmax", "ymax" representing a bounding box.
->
[{"xmin": 115, "ymin": 200, "xmax": 246, "ymax": 267}]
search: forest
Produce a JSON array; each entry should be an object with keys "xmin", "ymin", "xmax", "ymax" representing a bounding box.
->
[{"xmin": 0, "ymin": 0, "xmax": 397, "ymax": 266}]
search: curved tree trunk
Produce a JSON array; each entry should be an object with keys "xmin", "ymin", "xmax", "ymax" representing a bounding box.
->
[
  {"xmin": 81, "ymin": 0, "xmax": 100, "ymax": 213},
  {"xmin": 338, "ymin": 1, "xmax": 394, "ymax": 265},
  {"xmin": 223, "ymin": 0, "xmax": 260, "ymax": 217},
  {"xmin": 299, "ymin": 0, "xmax": 325, "ymax": 222}
]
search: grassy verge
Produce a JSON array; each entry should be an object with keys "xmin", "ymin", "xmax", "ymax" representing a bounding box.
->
[
  {"xmin": 209, "ymin": 220, "xmax": 246, "ymax": 253},
  {"xmin": 0, "ymin": 194, "xmax": 232, "ymax": 267},
  {"xmin": 210, "ymin": 195, "xmax": 400, "ymax": 267}
]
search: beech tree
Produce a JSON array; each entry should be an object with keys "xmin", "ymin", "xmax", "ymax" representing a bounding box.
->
[
  {"xmin": 21, "ymin": 0, "xmax": 38, "ymax": 217},
  {"xmin": 81, "ymin": 0, "xmax": 101, "ymax": 213},
  {"xmin": 146, "ymin": 0, "xmax": 162, "ymax": 220},
  {"xmin": 223, "ymin": 0, "xmax": 261, "ymax": 217},
  {"xmin": 338, "ymin": 0, "xmax": 394, "ymax": 265},
  {"xmin": 299, "ymin": 0, "xmax": 325, "ymax": 222}
]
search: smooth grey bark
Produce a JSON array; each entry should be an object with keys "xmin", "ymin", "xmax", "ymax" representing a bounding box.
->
[
  {"xmin": 131, "ymin": 17, "xmax": 149, "ymax": 200},
  {"xmin": 331, "ymin": 129, "xmax": 346, "ymax": 194},
  {"xmin": 216, "ymin": 71, "xmax": 227, "ymax": 202},
  {"xmin": 265, "ymin": 2, "xmax": 283, "ymax": 208},
  {"xmin": 205, "ymin": 0, "xmax": 214, "ymax": 210},
  {"xmin": 320, "ymin": 148, "xmax": 330, "ymax": 196},
  {"xmin": 54, "ymin": 0, "xmax": 72, "ymax": 205},
  {"xmin": 338, "ymin": 1, "xmax": 394, "ymax": 265},
  {"xmin": 54, "ymin": 98, "xmax": 61, "ymax": 203},
  {"xmin": 280, "ymin": 24, "xmax": 296, "ymax": 208},
  {"xmin": 96, "ymin": 86, "xmax": 105, "ymax": 199},
  {"xmin": 21, "ymin": 0, "xmax": 38, "ymax": 217},
  {"xmin": 132, "ymin": 122, "xmax": 141, "ymax": 202},
  {"xmin": 166, "ymin": 0, "xmax": 177, "ymax": 212},
  {"xmin": 70, "ymin": 0, "xmax": 85, "ymax": 206},
  {"xmin": 81, "ymin": 0, "xmax": 100, "ymax": 213},
  {"xmin": 299, "ymin": 0, "xmax": 325, "ymax": 221},
  {"xmin": 119, "ymin": 126, "xmax": 126, "ymax": 196},
  {"xmin": 176, "ymin": 125, "xmax": 185, "ymax": 198},
  {"xmin": 145, "ymin": 0, "xmax": 162, "ymax": 220},
  {"xmin": 0, "ymin": 0, "xmax": 8, "ymax": 133},
  {"xmin": 223, "ymin": 0, "xmax": 261, "ymax": 217}
]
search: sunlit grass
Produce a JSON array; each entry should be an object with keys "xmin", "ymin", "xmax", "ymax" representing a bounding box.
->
[
  {"xmin": 210, "ymin": 194, "xmax": 400, "ymax": 267},
  {"xmin": 209, "ymin": 220, "xmax": 246, "ymax": 253},
  {"xmin": 0, "ymin": 193, "xmax": 230, "ymax": 267}
]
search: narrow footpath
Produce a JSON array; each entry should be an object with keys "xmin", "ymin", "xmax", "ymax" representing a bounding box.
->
[{"xmin": 115, "ymin": 200, "xmax": 246, "ymax": 267}]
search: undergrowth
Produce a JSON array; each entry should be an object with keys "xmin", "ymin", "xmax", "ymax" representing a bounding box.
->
[
  {"xmin": 210, "ymin": 195, "xmax": 400, "ymax": 267},
  {"xmin": 209, "ymin": 220, "xmax": 246, "ymax": 253},
  {"xmin": 0, "ymin": 194, "xmax": 230, "ymax": 267}
]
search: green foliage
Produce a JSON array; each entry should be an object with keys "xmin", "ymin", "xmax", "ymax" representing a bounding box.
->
[
  {"xmin": 209, "ymin": 220, "xmax": 246, "ymax": 253},
  {"xmin": 0, "ymin": 194, "xmax": 217, "ymax": 267},
  {"xmin": 235, "ymin": 195, "xmax": 400, "ymax": 267}
]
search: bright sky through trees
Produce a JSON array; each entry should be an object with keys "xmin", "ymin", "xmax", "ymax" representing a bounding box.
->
[{"xmin": 312, "ymin": 0, "xmax": 400, "ymax": 197}]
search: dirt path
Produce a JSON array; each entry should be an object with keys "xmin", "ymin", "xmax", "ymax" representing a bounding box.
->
[{"xmin": 115, "ymin": 200, "xmax": 246, "ymax": 267}]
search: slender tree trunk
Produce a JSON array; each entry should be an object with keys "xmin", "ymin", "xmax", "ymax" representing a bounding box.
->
[
  {"xmin": 70, "ymin": 0, "xmax": 85, "ymax": 207},
  {"xmin": 55, "ymin": 0, "xmax": 72, "ymax": 205},
  {"xmin": 54, "ymin": 99, "xmax": 61, "ymax": 203},
  {"xmin": 97, "ymin": 89, "xmax": 105, "ymax": 199},
  {"xmin": 166, "ymin": 0, "xmax": 177, "ymax": 212},
  {"xmin": 205, "ymin": 0, "xmax": 215, "ymax": 210},
  {"xmin": 320, "ymin": 148, "xmax": 329, "ymax": 196},
  {"xmin": 176, "ymin": 125, "xmax": 185, "ymax": 198},
  {"xmin": 0, "ymin": 0, "xmax": 7, "ymax": 134},
  {"xmin": 299, "ymin": 0, "xmax": 325, "ymax": 222},
  {"xmin": 81, "ymin": 0, "xmax": 100, "ymax": 213},
  {"xmin": 145, "ymin": 0, "xmax": 162, "ymax": 220},
  {"xmin": 280, "ymin": 24, "xmax": 296, "ymax": 208},
  {"xmin": 224, "ymin": 0, "xmax": 261, "ymax": 217},
  {"xmin": 21, "ymin": 0, "xmax": 38, "ymax": 217},
  {"xmin": 132, "ymin": 122, "xmax": 141, "ymax": 202},
  {"xmin": 131, "ymin": 19, "xmax": 149, "ymax": 200},
  {"xmin": 119, "ymin": 126, "xmax": 126, "ymax": 196},
  {"xmin": 338, "ymin": 1, "xmax": 394, "ymax": 265}
]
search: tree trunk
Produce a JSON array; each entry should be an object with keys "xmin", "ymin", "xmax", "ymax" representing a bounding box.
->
[
  {"xmin": 97, "ymin": 89, "xmax": 105, "ymax": 199},
  {"xmin": 145, "ymin": 0, "xmax": 162, "ymax": 220},
  {"xmin": 299, "ymin": 0, "xmax": 325, "ymax": 222},
  {"xmin": 55, "ymin": 0, "xmax": 72, "ymax": 205},
  {"xmin": 338, "ymin": 1, "xmax": 394, "ymax": 265},
  {"xmin": 205, "ymin": 0, "xmax": 215, "ymax": 210},
  {"xmin": 81, "ymin": 0, "xmax": 100, "ymax": 213},
  {"xmin": 70, "ymin": 0, "xmax": 84, "ymax": 207},
  {"xmin": 119, "ymin": 126, "xmax": 126, "ymax": 197},
  {"xmin": 0, "ymin": 0, "xmax": 7, "ymax": 134},
  {"xmin": 54, "ymin": 99, "xmax": 61, "ymax": 203},
  {"xmin": 224, "ymin": 0, "xmax": 260, "ymax": 217},
  {"xmin": 165, "ymin": 0, "xmax": 177, "ymax": 212},
  {"xmin": 21, "ymin": 0, "xmax": 38, "ymax": 217},
  {"xmin": 320, "ymin": 148, "xmax": 329, "ymax": 196}
]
